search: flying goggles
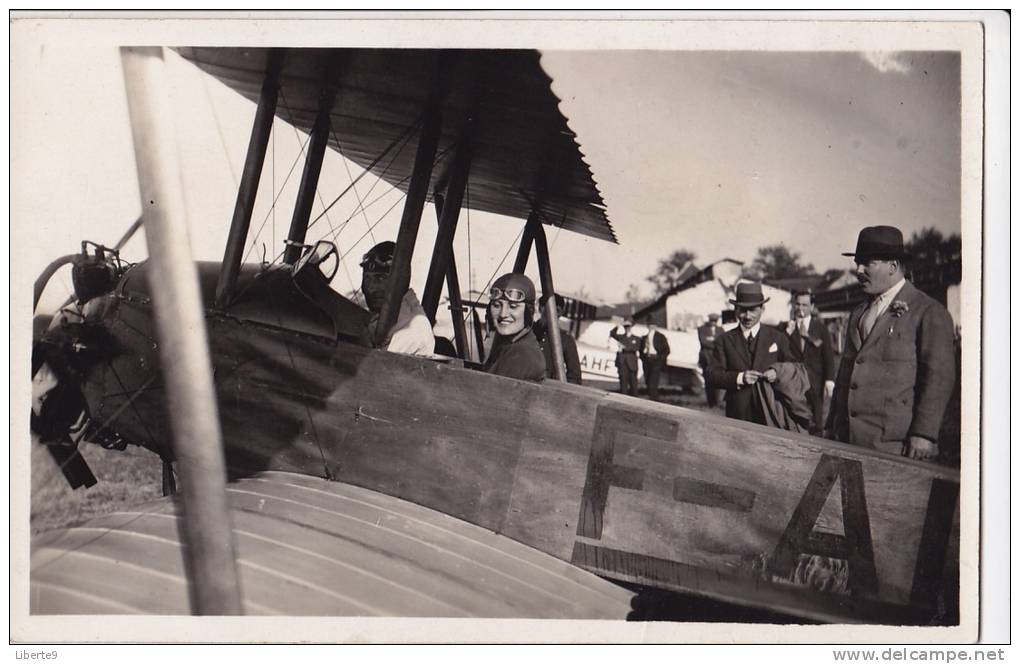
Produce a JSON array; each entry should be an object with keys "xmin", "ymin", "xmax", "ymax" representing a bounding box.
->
[{"xmin": 489, "ymin": 287, "xmax": 530, "ymax": 304}]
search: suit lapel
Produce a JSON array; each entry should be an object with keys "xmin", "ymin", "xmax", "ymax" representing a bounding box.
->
[
  {"xmin": 751, "ymin": 327, "xmax": 768, "ymax": 370},
  {"xmin": 848, "ymin": 303, "xmax": 866, "ymax": 351},
  {"xmin": 859, "ymin": 280, "xmax": 916, "ymax": 353}
]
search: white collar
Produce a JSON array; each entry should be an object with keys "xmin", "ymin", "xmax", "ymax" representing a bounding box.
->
[
  {"xmin": 875, "ymin": 277, "xmax": 907, "ymax": 304},
  {"xmin": 741, "ymin": 322, "xmax": 761, "ymax": 339}
]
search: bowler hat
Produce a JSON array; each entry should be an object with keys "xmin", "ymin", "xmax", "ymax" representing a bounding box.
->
[
  {"xmin": 729, "ymin": 282, "xmax": 769, "ymax": 308},
  {"xmin": 708, "ymin": 312, "xmax": 720, "ymax": 321},
  {"xmin": 842, "ymin": 226, "xmax": 911, "ymax": 261}
]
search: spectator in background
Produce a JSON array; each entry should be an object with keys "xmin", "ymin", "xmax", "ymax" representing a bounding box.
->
[
  {"xmin": 698, "ymin": 312, "xmax": 726, "ymax": 408},
  {"xmin": 705, "ymin": 283, "xmax": 796, "ymax": 425},
  {"xmin": 534, "ymin": 294, "xmax": 582, "ymax": 384},
  {"xmin": 639, "ymin": 323, "xmax": 670, "ymax": 401},
  {"xmin": 782, "ymin": 289, "xmax": 835, "ymax": 435},
  {"xmin": 610, "ymin": 318, "xmax": 641, "ymax": 396}
]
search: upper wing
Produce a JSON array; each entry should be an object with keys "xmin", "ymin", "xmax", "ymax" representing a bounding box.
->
[{"xmin": 175, "ymin": 47, "xmax": 616, "ymax": 244}]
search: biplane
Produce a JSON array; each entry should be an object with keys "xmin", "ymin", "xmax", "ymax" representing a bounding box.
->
[{"xmin": 29, "ymin": 46, "xmax": 959, "ymax": 625}]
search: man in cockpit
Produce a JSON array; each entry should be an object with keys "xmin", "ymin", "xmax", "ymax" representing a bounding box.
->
[{"xmin": 359, "ymin": 241, "xmax": 435, "ymax": 356}]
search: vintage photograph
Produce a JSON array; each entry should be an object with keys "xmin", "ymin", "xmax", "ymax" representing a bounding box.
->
[{"xmin": 11, "ymin": 13, "xmax": 988, "ymax": 644}]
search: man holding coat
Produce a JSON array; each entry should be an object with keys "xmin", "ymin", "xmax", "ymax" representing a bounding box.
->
[{"xmin": 705, "ymin": 282, "xmax": 796, "ymax": 425}]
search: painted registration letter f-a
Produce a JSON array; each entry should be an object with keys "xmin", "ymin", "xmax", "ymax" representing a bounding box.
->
[{"xmin": 576, "ymin": 405, "xmax": 678, "ymax": 539}]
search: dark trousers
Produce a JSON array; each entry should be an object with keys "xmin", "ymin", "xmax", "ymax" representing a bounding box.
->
[
  {"xmin": 643, "ymin": 358, "xmax": 664, "ymax": 401},
  {"xmin": 618, "ymin": 356, "xmax": 638, "ymax": 396},
  {"xmin": 701, "ymin": 362, "xmax": 723, "ymax": 407},
  {"xmin": 806, "ymin": 387, "xmax": 824, "ymax": 435}
]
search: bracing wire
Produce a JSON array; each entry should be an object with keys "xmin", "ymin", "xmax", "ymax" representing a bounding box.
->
[
  {"xmin": 479, "ymin": 222, "xmax": 529, "ymax": 300},
  {"xmin": 311, "ymin": 117, "xmax": 420, "ymax": 238},
  {"xmin": 242, "ymin": 129, "xmax": 311, "ymax": 265},
  {"xmin": 200, "ymin": 70, "xmax": 239, "ymax": 189},
  {"xmin": 466, "ymin": 183, "xmax": 473, "ymax": 299},
  {"xmin": 271, "ymin": 115, "xmax": 276, "ymax": 252}
]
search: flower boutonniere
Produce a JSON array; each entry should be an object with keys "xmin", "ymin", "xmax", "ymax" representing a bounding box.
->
[
  {"xmin": 889, "ymin": 300, "xmax": 910, "ymax": 318},
  {"xmin": 807, "ymin": 335, "xmax": 823, "ymax": 348},
  {"xmin": 785, "ymin": 321, "xmax": 797, "ymax": 335}
]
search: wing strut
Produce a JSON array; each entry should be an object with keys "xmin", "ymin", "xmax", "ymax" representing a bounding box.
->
[
  {"xmin": 215, "ymin": 49, "xmax": 284, "ymax": 308},
  {"xmin": 516, "ymin": 211, "xmax": 567, "ymax": 382},
  {"xmin": 120, "ymin": 47, "xmax": 242, "ymax": 615},
  {"xmin": 421, "ymin": 129, "xmax": 472, "ymax": 324},
  {"xmin": 513, "ymin": 211, "xmax": 539, "ymax": 273},
  {"xmin": 374, "ymin": 53, "xmax": 446, "ymax": 347},
  {"xmin": 430, "ymin": 192, "xmax": 469, "ymax": 357},
  {"xmin": 283, "ymin": 55, "xmax": 340, "ymax": 265}
]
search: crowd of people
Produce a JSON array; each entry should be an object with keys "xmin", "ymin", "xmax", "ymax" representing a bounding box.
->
[
  {"xmin": 699, "ymin": 225, "xmax": 957, "ymax": 463},
  {"xmin": 359, "ymin": 223, "xmax": 957, "ymax": 466}
]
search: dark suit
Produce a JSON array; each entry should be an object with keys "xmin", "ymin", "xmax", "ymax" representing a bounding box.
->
[
  {"xmin": 698, "ymin": 321, "xmax": 726, "ymax": 407},
  {"xmin": 639, "ymin": 331, "xmax": 671, "ymax": 401},
  {"xmin": 536, "ymin": 325, "xmax": 583, "ymax": 385},
  {"xmin": 610, "ymin": 327, "xmax": 642, "ymax": 396},
  {"xmin": 705, "ymin": 324, "xmax": 796, "ymax": 425},
  {"xmin": 826, "ymin": 280, "xmax": 956, "ymax": 453},
  {"xmin": 782, "ymin": 317, "xmax": 835, "ymax": 434}
]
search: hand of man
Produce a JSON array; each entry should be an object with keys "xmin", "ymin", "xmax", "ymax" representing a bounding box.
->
[
  {"xmin": 824, "ymin": 380, "xmax": 835, "ymax": 399},
  {"xmin": 763, "ymin": 368, "xmax": 778, "ymax": 383},
  {"xmin": 903, "ymin": 436, "xmax": 939, "ymax": 461},
  {"xmin": 743, "ymin": 370, "xmax": 762, "ymax": 385}
]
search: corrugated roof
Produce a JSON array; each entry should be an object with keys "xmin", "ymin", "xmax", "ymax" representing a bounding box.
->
[{"xmin": 175, "ymin": 48, "xmax": 616, "ymax": 244}]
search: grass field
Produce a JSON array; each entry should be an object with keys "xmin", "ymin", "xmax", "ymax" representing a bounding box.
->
[{"xmin": 30, "ymin": 437, "xmax": 164, "ymax": 535}]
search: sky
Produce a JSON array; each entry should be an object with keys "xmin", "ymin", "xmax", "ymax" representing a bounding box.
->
[{"xmin": 14, "ymin": 37, "xmax": 962, "ymax": 313}]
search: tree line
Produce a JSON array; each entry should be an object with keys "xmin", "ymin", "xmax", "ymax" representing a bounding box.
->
[{"xmin": 633, "ymin": 227, "xmax": 962, "ymax": 300}]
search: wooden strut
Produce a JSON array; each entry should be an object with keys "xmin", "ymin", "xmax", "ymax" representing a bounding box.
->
[
  {"xmin": 283, "ymin": 56, "xmax": 338, "ymax": 265},
  {"xmin": 120, "ymin": 47, "xmax": 242, "ymax": 615},
  {"xmin": 431, "ymin": 192, "xmax": 470, "ymax": 358},
  {"xmin": 374, "ymin": 54, "xmax": 447, "ymax": 348},
  {"xmin": 531, "ymin": 215, "xmax": 567, "ymax": 382},
  {"xmin": 421, "ymin": 131, "xmax": 473, "ymax": 325},
  {"xmin": 513, "ymin": 210, "xmax": 539, "ymax": 273},
  {"xmin": 215, "ymin": 49, "xmax": 284, "ymax": 308}
]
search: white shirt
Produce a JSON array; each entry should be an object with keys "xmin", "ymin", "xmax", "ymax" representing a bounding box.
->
[
  {"xmin": 736, "ymin": 322, "xmax": 762, "ymax": 387},
  {"xmin": 797, "ymin": 315, "xmax": 812, "ymax": 336}
]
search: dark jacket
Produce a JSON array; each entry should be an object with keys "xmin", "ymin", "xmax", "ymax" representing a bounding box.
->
[
  {"xmin": 753, "ymin": 362, "xmax": 813, "ymax": 433},
  {"xmin": 484, "ymin": 327, "xmax": 547, "ymax": 382},
  {"xmin": 705, "ymin": 324, "xmax": 796, "ymax": 424},
  {"xmin": 826, "ymin": 280, "xmax": 956, "ymax": 447},
  {"xmin": 535, "ymin": 322, "xmax": 583, "ymax": 384},
  {"xmin": 639, "ymin": 331, "xmax": 671, "ymax": 366},
  {"xmin": 781, "ymin": 317, "xmax": 835, "ymax": 392},
  {"xmin": 609, "ymin": 327, "xmax": 642, "ymax": 372},
  {"xmin": 697, "ymin": 322, "xmax": 725, "ymax": 367}
]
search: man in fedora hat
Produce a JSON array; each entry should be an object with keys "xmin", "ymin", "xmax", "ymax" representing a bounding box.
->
[
  {"xmin": 610, "ymin": 318, "xmax": 642, "ymax": 396},
  {"xmin": 825, "ymin": 225, "xmax": 956, "ymax": 461},
  {"xmin": 705, "ymin": 282, "xmax": 796, "ymax": 425}
]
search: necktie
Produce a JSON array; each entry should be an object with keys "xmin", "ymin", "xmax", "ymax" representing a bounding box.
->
[
  {"xmin": 746, "ymin": 332, "xmax": 755, "ymax": 356},
  {"xmin": 799, "ymin": 319, "xmax": 808, "ymax": 350},
  {"xmin": 859, "ymin": 300, "xmax": 880, "ymax": 340}
]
